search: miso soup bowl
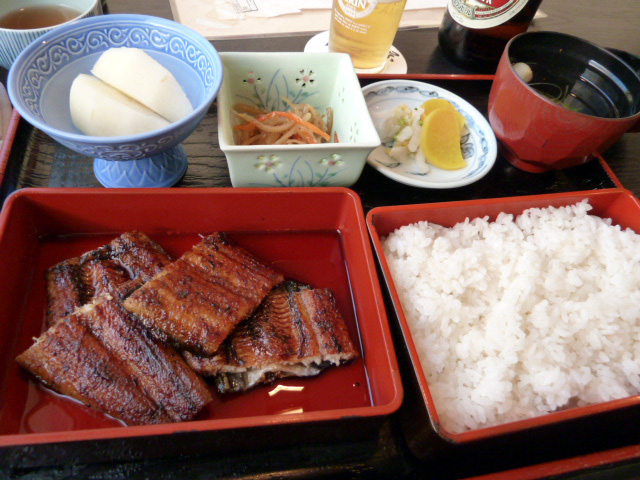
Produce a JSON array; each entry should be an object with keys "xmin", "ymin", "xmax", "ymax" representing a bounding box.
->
[
  {"xmin": 488, "ymin": 31, "xmax": 640, "ymax": 173},
  {"xmin": 0, "ymin": 0, "xmax": 102, "ymax": 70}
]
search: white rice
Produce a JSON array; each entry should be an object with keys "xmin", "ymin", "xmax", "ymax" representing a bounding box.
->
[{"xmin": 382, "ymin": 200, "xmax": 640, "ymax": 432}]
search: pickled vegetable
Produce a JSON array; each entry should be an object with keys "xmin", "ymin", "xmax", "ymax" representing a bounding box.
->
[{"xmin": 420, "ymin": 107, "xmax": 466, "ymax": 170}]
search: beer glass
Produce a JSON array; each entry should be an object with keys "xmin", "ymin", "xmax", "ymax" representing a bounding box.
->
[{"xmin": 328, "ymin": 0, "xmax": 407, "ymax": 73}]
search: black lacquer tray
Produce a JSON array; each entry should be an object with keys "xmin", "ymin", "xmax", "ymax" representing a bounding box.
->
[
  {"xmin": 2, "ymin": 75, "xmax": 640, "ymax": 480},
  {"xmin": 0, "ymin": 76, "xmax": 620, "ymax": 208}
]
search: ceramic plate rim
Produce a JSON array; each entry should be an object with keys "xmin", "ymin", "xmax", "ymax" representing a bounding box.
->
[{"xmin": 362, "ymin": 79, "xmax": 497, "ymax": 189}]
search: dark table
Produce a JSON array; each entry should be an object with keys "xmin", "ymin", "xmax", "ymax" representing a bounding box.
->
[
  {"xmin": 107, "ymin": 0, "xmax": 640, "ymax": 199},
  {"xmin": 2, "ymin": 1, "xmax": 640, "ymax": 479}
]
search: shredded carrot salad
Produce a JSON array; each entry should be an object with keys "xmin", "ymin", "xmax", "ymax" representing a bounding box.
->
[{"xmin": 232, "ymin": 99, "xmax": 335, "ymax": 145}]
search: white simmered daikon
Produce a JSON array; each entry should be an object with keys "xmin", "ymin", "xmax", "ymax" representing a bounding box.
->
[
  {"xmin": 92, "ymin": 47, "xmax": 193, "ymax": 123},
  {"xmin": 69, "ymin": 74, "xmax": 170, "ymax": 137}
]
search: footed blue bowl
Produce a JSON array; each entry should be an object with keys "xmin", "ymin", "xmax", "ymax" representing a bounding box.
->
[{"xmin": 7, "ymin": 14, "xmax": 223, "ymax": 188}]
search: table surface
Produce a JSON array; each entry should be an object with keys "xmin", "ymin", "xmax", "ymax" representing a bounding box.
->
[
  {"xmin": 2, "ymin": 1, "xmax": 640, "ymax": 479},
  {"xmin": 109, "ymin": 0, "xmax": 640, "ymax": 199}
]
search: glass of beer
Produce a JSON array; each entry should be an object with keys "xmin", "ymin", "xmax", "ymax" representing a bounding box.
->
[{"xmin": 329, "ymin": 0, "xmax": 407, "ymax": 73}]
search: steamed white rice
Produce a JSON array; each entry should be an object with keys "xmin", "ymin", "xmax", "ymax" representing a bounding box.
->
[{"xmin": 382, "ymin": 200, "xmax": 640, "ymax": 432}]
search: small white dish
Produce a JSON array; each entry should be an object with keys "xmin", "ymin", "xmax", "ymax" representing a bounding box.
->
[
  {"xmin": 304, "ymin": 31, "xmax": 408, "ymax": 75},
  {"xmin": 362, "ymin": 80, "xmax": 497, "ymax": 189}
]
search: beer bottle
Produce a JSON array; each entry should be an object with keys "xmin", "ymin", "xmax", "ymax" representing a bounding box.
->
[{"xmin": 438, "ymin": 0, "xmax": 543, "ymax": 72}]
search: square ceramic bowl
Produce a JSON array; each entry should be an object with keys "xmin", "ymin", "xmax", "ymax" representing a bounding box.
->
[
  {"xmin": 0, "ymin": 187, "xmax": 401, "ymax": 467},
  {"xmin": 367, "ymin": 189, "xmax": 640, "ymax": 449},
  {"xmin": 217, "ymin": 52, "xmax": 380, "ymax": 187}
]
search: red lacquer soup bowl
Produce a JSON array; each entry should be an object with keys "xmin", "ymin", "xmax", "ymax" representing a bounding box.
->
[{"xmin": 488, "ymin": 31, "xmax": 640, "ymax": 173}]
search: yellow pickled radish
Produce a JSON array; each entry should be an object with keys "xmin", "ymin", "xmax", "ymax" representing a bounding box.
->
[
  {"xmin": 420, "ymin": 107, "xmax": 466, "ymax": 170},
  {"xmin": 420, "ymin": 98, "xmax": 466, "ymax": 131}
]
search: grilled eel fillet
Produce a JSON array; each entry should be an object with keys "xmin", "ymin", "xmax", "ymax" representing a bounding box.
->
[
  {"xmin": 46, "ymin": 231, "xmax": 172, "ymax": 327},
  {"xmin": 123, "ymin": 232, "xmax": 285, "ymax": 356},
  {"xmin": 16, "ymin": 297, "xmax": 212, "ymax": 425},
  {"xmin": 183, "ymin": 288, "xmax": 359, "ymax": 393}
]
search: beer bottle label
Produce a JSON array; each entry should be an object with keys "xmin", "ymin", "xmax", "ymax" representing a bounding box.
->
[
  {"xmin": 448, "ymin": 0, "xmax": 529, "ymax": 29},
  {"xmin": 337, "ymin": 0, "xmax": 378, "ymax": 19}
]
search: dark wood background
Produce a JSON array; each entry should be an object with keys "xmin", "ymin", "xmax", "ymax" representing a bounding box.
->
[{"xmin": 106, "ymin": 0, "xmax": 640, "ymax": 199}]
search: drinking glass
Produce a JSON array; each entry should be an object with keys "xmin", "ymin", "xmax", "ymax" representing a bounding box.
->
[{"xmin": 328, "ymin": 0, "xmax": 407, "ymax": 73}]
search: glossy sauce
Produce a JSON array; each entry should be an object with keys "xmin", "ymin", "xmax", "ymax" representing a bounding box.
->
[{"xmin": 6, "ymin": 230, "xmax": 371, "ymax": 434}]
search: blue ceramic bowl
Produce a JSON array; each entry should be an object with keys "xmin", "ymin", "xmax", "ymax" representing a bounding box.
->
[{"xmin": 7, "ymin": 14, "xmax": 223, "ymax": 187}]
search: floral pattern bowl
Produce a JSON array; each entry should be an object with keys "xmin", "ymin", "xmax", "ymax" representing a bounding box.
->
[
  {"xmin": 217, "ymin": 52, "xmax": 380, "ymax": 187},
  {"xmin": 7, "ymin": 14, "xmax": 223, "ymax": 188}
]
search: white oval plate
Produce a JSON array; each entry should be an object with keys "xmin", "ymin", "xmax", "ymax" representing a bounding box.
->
[{"xmin": 362, "ymin": 80, "xmax": 497, "ymax": 189}]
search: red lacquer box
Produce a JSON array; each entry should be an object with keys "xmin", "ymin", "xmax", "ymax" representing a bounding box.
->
[
  {"xmin": 367, "ymin": 188, "xmax": 640, "ymax": 456},
  {"xmin": 0, "ymin": 187, "xmax": 402, "ymax": 465}
]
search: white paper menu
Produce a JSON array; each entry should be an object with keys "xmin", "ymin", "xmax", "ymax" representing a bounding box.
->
[{"xmin": 170, "ymin": 0, "xmax": 450, "ymax": 40}]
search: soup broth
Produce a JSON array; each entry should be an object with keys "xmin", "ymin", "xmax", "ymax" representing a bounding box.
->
[
  {"xmin": 0, "ymin": 5, "xmax": 81, "ymax": 30},
  {"xmin": 523, "ymin": 62, "xmax": 627, "ymax": 118}
]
